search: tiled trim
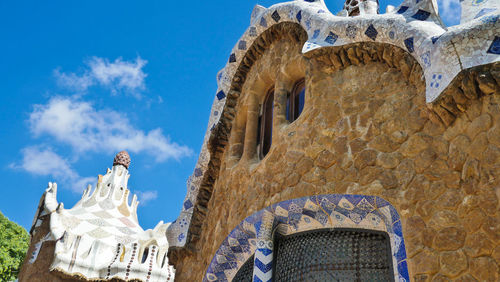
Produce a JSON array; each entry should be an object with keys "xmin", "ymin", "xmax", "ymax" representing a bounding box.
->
[{"xmin": 204, "ymin": 194, "xmax": 409, "ymax": 282}]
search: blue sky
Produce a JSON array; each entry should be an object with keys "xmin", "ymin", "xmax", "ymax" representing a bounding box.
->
[{"xmin": 0, "ymin": 1, "xmax": 460, "ymax": 231}]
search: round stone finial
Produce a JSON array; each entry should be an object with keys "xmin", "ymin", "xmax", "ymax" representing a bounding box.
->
[{"xmin": 113, "ymin": 151, "xmax": 131, "ymax": 169}]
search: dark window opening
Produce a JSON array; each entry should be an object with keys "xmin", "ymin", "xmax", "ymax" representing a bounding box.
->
[
  {"xmin": 233, "ymin": 254, "xmax": 254, "ymax": 282},
  {"xmin": 286, "ymin": 79, "xmax": 305, "ymax": 122},
  {"xmin": 259, "ymin": 88, "xmax": 274, "ymax": 159},
  {"xmin": 141, "ymin": 247, "xmax": 149, "ymax": 263},
  {"xmin": 273, "ymin": 229, "xmax": 394, "ymax": 282}
]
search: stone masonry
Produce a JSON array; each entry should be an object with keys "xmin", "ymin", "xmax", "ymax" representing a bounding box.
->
[{"xmin": 170, "ymin": 22, "xmax": 500, "ymax": 281}]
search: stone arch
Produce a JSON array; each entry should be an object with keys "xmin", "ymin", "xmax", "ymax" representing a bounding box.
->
[{"xmin": 204, "ymin": 194, "xmax": 409, "ymax": 282}]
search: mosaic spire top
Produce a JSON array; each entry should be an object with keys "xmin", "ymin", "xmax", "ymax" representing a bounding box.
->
[{"xmin": 113, "ymin": 150, "xmax": 131, "ymax": 169}]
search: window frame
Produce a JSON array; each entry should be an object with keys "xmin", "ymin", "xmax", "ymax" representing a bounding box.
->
[{"xmin": 287, "ymin": 79, "xmax": 305, "ymax": 123}]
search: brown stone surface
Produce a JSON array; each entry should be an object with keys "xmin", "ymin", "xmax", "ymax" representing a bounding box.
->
[
  {"xmin": 433, "ymin": 227, "xmax": 466, "ymax": 251},
  {"xmin": 469, "ymin": 256, "xmax": 499, "ymax": 281},
  {"xmin": 410, "ymin": 249, "xmax": 440, "ymax": 275},
  {"xmin": 165, "ymin": 32, "xmax": 500, "ymax": 281},
  {"xmin": 439, "ymin": 250, "xmax": 468, "ymax": 277}
]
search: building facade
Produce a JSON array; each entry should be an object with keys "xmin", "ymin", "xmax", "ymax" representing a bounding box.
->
[{"xmin": 20, "ymin": 0, "xmax": 500, "ymax": 281}]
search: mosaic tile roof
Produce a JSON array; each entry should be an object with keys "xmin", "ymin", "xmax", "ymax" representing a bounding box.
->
[{"xmin": 29, "ymin": 153, "xmax": 175, "ymax": 281}]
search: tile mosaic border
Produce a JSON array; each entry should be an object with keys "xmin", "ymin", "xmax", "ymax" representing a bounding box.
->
[{"xmin": 204, "ymin": 194, "xmax": 409, "ymax": 282}]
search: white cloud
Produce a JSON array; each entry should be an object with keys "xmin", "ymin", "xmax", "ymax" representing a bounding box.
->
[
  {"xmin": 437, "ymin": 0, "xmax": 461, "ymax": 25},
  {"xmin": 135, "ymin": 190, "xmax": 158, "ymax": 206},
  {"xmin": 10, "ymin": 146, "xmax": 94, "ymax": 193},
  {"xmin": 54, "ymin": 56, "xmax": 147, "ymax": 97},
  {"xmin": 29, "ymin": 97, "xmax": 192, "ymax": 162}
]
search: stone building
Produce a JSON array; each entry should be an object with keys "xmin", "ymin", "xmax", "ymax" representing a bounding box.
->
[{"xmin": 20, "ymin": 0, "xmax": 500, "ymax": 281}]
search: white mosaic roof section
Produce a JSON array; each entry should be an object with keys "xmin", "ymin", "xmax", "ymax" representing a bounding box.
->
[
  {"xmin": 167, "ymin": 0, "xmax": 500, "ymax": 248},
  {"xmin": 31, "ymin": 164, "xmax": 175, "ymax": 281}
]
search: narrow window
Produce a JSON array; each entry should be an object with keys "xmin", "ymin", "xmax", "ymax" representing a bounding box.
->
[
  {"xmin": 258, "ymin": 88, "xmax": 274, "ymax": 159},
  {"xmin": 286, "ymin": 79, "xmax": 305, "ymax": 122}
]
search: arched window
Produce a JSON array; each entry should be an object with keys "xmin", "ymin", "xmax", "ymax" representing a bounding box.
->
[
  {"xmin": 258, "ymin": 88, "xmax": 274, "ymax": 159},
  {"xmin": 287, "ymin": 79, "xmax": 305, "ymax": 122}
]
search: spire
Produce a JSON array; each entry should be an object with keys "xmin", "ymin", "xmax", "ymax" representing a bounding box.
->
[{"xmin": 113, "ymin": 151, "xmax": 131, "ymax": 169}]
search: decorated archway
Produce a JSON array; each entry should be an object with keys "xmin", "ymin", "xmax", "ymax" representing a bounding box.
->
[{"xmin": 204, "ymin": 194, "xmax": 409, "ymax": 282}]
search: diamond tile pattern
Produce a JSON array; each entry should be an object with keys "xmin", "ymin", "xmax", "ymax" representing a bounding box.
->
[
  {"xmin": 365, "ymin": 24, "xmax": 378, "ymax": 41},
  {"xmin": 204, "ymin": 195, "xmax": 408, "ymax": 282}
]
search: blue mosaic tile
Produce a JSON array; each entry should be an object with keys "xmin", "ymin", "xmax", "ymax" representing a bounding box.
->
[
  {"xmin": 260, "ymin": 17, "xmax": 267, "ymax": 27},
  {"xmin": 421, "ymin": 51, "xmax": 431, "ymax": 68},
  {"xmin": 390, "ymin": 205, "xmax": 401, "ymax": 224},
  {"xmin": 254, "ymin": 256, "xmax": 273, "ymax": 272},
  {"xmin": 412, "ymin": 10, "xmax": 431, "ymax": 21},
  {"xmin": 404, "ymin": 37, "xmax": 414, "ymax": 53},
  {"xmin": 393, "ymin": 219, "xmax": 403, "ymax": 237},
  {"xmin": 317, "ymin": 9, "xmax": 326, "ymax": 13},
  {"xmin": 194, "ymin": 167, "xmax": 203, "ymax": 177},
  {"xmin": 395, "ymin": 239, "xmax": 407, "ymax": 262},
  {"xmin": 312, "ymin": 29, "xmax": 320, "ymax": 40},
  {"xmin": 305, "ymin": 19, "xmax": 311, "ymax": 30},
  {"xmin": 342, "ymin": 194, "xmax": 363, "ymax": 206},
  {"xmin": 216, "ymin": 90, "xmax": 226, "ymax": 100},
  {"xmin": 388, "ymin": 30, "xmax": 395, "ymax": 40},
  {"xmin": 324, "ymin": 32, "xmax": 338, "ymax": 44},
  {"xmin": 398, "ymin": 260, "xmax": 410, "ymax": 281},
  {"xmin": 230, "ymin": 245, "xmax": 244, "ymax": 253},
  {"xmin": 315, "ymin": 212, "xmax": 328, "ymax": 225},
  {"xmin": 364, "ymin": 24, "xmax": 378, "ymax": 41},
  {"xmin": 296, "ymin": 10, "xmax": 302, "ymax": 22},
  {"xmin": 431, "ymin": 35, "xmax": 440, "ymax": 44},
  {"xmin": 430, "ymin": 73, "xmax": 443, "ymax": 88},
  {"xmin": 364, "ymin": 196, "xmax": 377, "ymax": 207},
  {"xmin": 258, "ymin": 248, "xmax": 272, "ymax": 256},
  {"xmin": 474, "ymin": 8, "xmax": 496, "ymax": 19},
  {"xmin": 397, "ymin": 6, "xmax": 409, "ymax": 14},
  {"xmin": 271, "ymin": 10, "xmax": 281, "ymax": 22},
  {"xmin": 254, "ymin": 220, "xmax": 263, "ymax": 236},
  {"xmin": 487, "ymin": 36, "xmax": 500, "ymax": 55},
  {"xmin": 238, "ymin": 40, "xmax": 247, "ymax": 50},
  {"xmin": 177, "ymin": 233, "xmax": 185, "ymax": 242},
  {"xmin": 328, "ymin": 194, "xmax": 343, "ymax": 205},
  {"xmin": 302, "ymin": 208, "xmax": 317, "ymax": 219},
  {"xmin": 319, "ymin": 198, "xmax": 335, "ymax": 214},
  {"xmin": 183, "ymin": 199, "xmax": 193, "ymax": 210},
  {"xmin": 375, "ymin": 197, "xmax": 390, "ymax": 208},
  {"xmin": 228, "ymin": 53, "xmax": 236, "ymax": 63},
  {"xmin": 472, "ymin": 0, "xmax": 488, "ymax": 5},
  {"xmin": 249, "ymin": 26, "xmax": 257, "ymax": 36},
  {"xmin": 481, "ymin": 14, "xmax": 499, "ymax": 23}
]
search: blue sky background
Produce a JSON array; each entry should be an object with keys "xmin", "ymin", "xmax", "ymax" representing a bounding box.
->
[{"xmin": 0, "ymin": 0, "xmax": 460, "ymax": 231}]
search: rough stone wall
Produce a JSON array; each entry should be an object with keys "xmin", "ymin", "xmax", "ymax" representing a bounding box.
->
[{"xmin": 172, "ymin": 35, "xmax": 500, "ymax": 281}]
